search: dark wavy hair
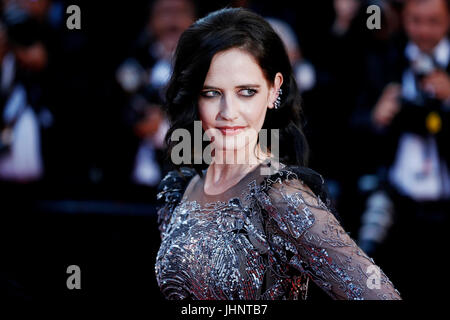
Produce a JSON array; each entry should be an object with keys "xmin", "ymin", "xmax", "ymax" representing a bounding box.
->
[{"xmin": 163, "ymin": 7, "xmax": 309, "ymax": 177}]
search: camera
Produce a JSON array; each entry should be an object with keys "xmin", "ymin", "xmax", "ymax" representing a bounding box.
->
[{"xmin": 395, "ymin": 52, "xmax": 446, "ymax": 135}]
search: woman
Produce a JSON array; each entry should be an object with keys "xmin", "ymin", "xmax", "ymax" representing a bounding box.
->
[{"xmin": 155, "ymin": 7, "xmax": 401, "ymax": 300}]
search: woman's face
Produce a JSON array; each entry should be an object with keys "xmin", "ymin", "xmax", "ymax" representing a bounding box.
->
[{"xmin": 198, "ymin": 47, "xmax": 283, "ymax": 162}]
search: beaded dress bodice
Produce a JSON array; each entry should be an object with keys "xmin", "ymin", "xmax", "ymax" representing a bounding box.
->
[{"xmin": 155, "ymin": 160, "xmax": 401, "ymax": 300}]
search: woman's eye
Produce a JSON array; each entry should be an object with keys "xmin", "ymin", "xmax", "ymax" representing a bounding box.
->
[
  {"xmin": 240, "ymin": 89, "xmax": 257, "ymax": 97},
  {"xmin": 200, "ymin": 90, "xmax": 220, "ymax": 98}
]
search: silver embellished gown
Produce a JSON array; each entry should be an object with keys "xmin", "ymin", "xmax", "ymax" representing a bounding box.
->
[{"xmin": 154, "ymin": 160, "xmax": 402, "ymax": 300}]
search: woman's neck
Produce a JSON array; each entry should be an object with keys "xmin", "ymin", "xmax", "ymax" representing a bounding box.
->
[{"xmin": 203, "ymin": 144, "xmax": 271, "ymax": 195}]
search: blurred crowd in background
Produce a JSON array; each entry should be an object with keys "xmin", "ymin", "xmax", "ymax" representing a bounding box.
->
[{"xmin": 1, "ymin": 0, "xmax": 449, "ymax": 300}]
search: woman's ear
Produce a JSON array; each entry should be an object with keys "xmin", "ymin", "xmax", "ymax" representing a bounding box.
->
[{"xmin": 268, "ymin": 72, "xmax": 284, "ymax": 109}]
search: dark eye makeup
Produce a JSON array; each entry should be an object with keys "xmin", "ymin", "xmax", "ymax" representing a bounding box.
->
[{"xmin": 200, "ymin": 88, "xmax": 258, "ymax": 98}]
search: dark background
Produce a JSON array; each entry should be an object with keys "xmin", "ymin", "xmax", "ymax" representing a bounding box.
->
[{"xmin": 1, "ymin": 0, "xmax": 447, "ymax": 302}]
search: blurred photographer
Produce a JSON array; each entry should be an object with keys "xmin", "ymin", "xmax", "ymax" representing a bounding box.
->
[
  {"xmin": 0, "ymin": 5, "xmax": 51, "ymax": 183},
  {"xmin": 358, "ymin": 0, "xmax": 450, "ymax": 299},
  {"xmin": 372, "ymin": 0, "xmax": 450, "ymax": 200},
  {"xmin": 115, "ymin": 0, "xmax": 196, "ymax": 187}
]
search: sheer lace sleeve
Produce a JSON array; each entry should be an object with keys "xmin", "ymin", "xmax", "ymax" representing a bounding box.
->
[
  {"xmin": 156, "ymin": 167, "xmax": 197, "ymax": 238},
  {"xmin": 257, "ymin": 169, "xmax": 402, "ymax": 300}
]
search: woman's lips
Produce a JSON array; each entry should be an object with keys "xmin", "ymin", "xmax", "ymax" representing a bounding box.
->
[{"xmin": 216, "ymin": 126, "xmax": 247, "ymax": 136}]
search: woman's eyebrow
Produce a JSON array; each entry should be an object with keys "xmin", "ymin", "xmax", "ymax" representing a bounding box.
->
[
  {"xmin": 236, "ymin": 84, "xmax": 260, "ymax": 88},
  {"xmin": 202, "ymin": 84, "xmax": 261, "ymax": 89},
  {"xmin": 202, "ymin": 85, "xmax": 220, "ymax": 90}
]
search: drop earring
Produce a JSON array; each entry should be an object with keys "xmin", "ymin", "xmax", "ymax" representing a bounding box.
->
[{"xmin": 273, "ymin": 88, "xmax": 282, "ymax": 109}]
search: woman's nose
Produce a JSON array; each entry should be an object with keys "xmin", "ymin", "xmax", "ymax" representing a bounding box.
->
[{"xmin": 219, "ymin": 94, "xmax": 239, "ymax": 120}]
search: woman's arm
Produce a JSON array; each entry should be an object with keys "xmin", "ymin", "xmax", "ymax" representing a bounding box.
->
[
  {"xmin": 156, "ymin": 167, "xmax": 197, "ymax": 238},
  {"xmin": 260, "ymin": 177, "xmax": 402, "ymax": 300}
]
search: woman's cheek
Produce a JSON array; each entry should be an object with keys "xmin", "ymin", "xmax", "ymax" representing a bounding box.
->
[{"xmin": 243, "ymin": 100, "xmax": 267, "ymax": 128}]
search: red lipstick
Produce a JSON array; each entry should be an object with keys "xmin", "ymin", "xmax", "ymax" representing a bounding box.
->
[{"xmin": 216, "ymin": 126, "xmax": 247, "ymax": 136}]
